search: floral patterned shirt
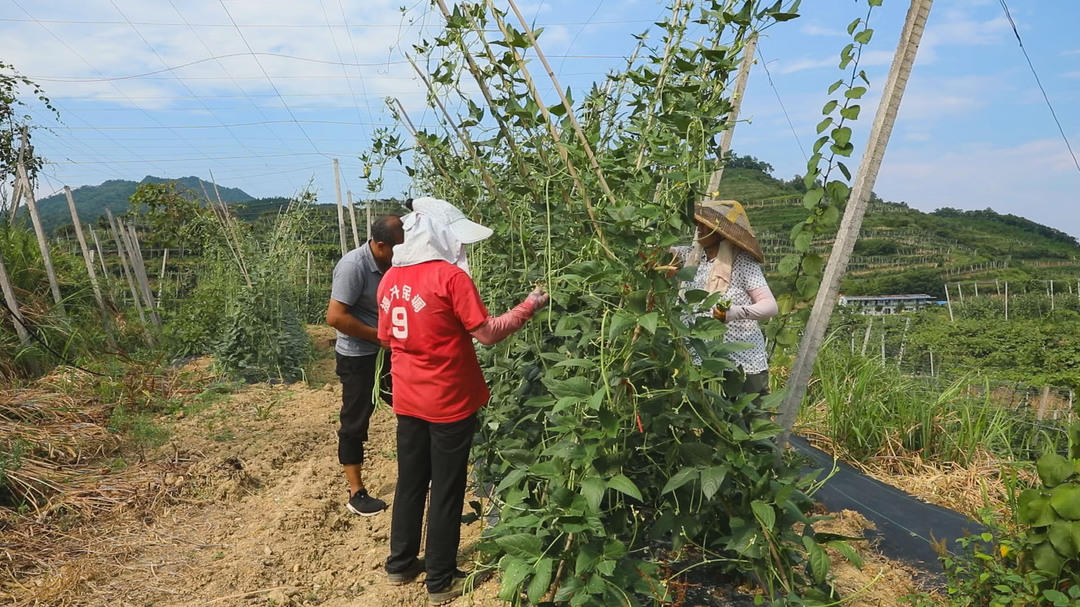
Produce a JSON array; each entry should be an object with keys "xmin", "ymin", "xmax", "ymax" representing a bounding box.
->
[{"xmin": 675, "ymin": 247, "xmax": 771, "ymax": 374}]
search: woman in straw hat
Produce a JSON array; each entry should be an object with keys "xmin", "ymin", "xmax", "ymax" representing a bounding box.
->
[{"xmin": 672, "ymin": 200, "xmax": 778, "ymax": 399}]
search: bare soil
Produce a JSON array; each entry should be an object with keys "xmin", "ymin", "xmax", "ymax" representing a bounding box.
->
[{"xmin": 2, "ymin": 327, "xmax": 934, "ymax": 606}]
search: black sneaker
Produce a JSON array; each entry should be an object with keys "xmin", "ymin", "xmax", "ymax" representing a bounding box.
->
[
  {"xmin": 428, "ymin": 576, "xmax": 466, "ymax": 605},
  {"xmin": 346, "ymin": 489, "xmax": 386, "ymax": 516},
  {"xmin": 387, "ymin": 557, "xmax": 425, "ymax": 585}
]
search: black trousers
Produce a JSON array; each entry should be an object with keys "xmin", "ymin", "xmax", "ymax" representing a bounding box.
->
[
  {"xmin": 335, "ymin": 352, "xmax": 391, "ymax": 466},
  {"xmin": 386, "ymin": 413, "xmax": 477, "ymax": 592}
]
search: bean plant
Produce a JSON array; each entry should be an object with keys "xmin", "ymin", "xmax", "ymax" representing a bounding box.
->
[{"xmin": 363, "ymin": 1, "xmax": 877, "ymax": 605}]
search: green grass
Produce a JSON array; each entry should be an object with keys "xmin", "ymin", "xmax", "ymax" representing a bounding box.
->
[{"xmin": 800, "ymin": 336, "xmax": 1068, "ymax": 466}]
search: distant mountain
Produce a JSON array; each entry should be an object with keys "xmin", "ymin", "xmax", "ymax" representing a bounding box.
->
[
  {"xmin": 711, "ymin": 155, "xmax": 1080, "ymax": 298},
  {"xmin": 22, "ymin": 176, "xmax": 253, "ymax": 234}
]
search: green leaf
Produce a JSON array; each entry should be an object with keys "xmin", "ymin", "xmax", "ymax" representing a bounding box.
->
[
  {"xmin": 794, "ymin": 231, "xmax": 813, "ymax": 253},
  {"xmin": 700, "ymin": 465, "xmax": 727, "ymax": 499},
  {"xmin": 777, "ymin": 254, "xmax": 801, "ymax": 276},
  {"xmin": 840, "ymin": 105, "xmax": 861, "ymax": 120},
  {"xmin": 607, "ymin": 474, "xmax": 642, "ymax": 501},
  {"xmin": 831, "ymin": 126, "xmax": 852, "ymax": 147},
  {"xmin": 854, "ymin": 28, "xmax": 874, "ymax": 44},
  {"xmin": 821, "ymin": 204, "xmax": 840, "ymax": 227},
  {"xmin": 662, "ymin": 467, "xmax": 699, "ymax": 494},
  {"xmin": 828, "ymin": 79, "xmax": 844, "ymax": 94},
  {"xmin": 543, "ymin": 376, "xmax": 592, "ymax": 399},
  {"xmin": 802, "ymin": 189, "xmax": 824, "ymax": 209},
  {"xmin": 828, "ymin": 540, "xmax": 864, "ymax": 569},
  {"xmin": 802, "ymin": 536, "xmax": 829, "ymax": 585},
  {"xmin": 1019, "ymin": 489, "xmax": 1057, "ymax": 527},
  {"xmin": 796, "ymin": 274, "xmax": 820, "ymax": 299},
  {"xmin": 580, "ymin": 477, "xmax": 606, "ymax": 512},
  {"xmin": 751, "ymin": 500, "xmax": 776, "ymax": 530},
  {"xmin": 526, "ymin": 557, "xmax": 554, "ymax": 604},
  {"xmin": 496, "ymin": 468, "xmax": 527, "ymax": 494},
  {"xmin": 802, "ymin": 254, "xmax": 825, "ymax": 276},
  {"xmin": 1033, "ymin": 541, "xmax": 1065, "ymax": 575},
  {"xmin": 638, "ymin": 311, "xmax": 659, "ymax": 334},
  {"xmin": 846, "ymin": 18, "xmax": 861, "ymax": 35},
  {"xmin": 498, "ymin": 556, "xmax": 531, "ymax": 601},
  {"xmin": 1037, "ymin": 453, "xmax": 1074, "ymax": 487},
  {"xmin": 496, "ymin": 533, "xmax": 543, "ymax": 559},
  {"xmin": 822, "ymin": 99, "xmax": 838, "ymax": 115},
  {"xmin": 845, "ymin": 86, "xmax": 867, "ymax": 100},
  {"xmin": 1050, "ymin": 485, "xmax": 1080, "ymax": 520},
  {"xmin": 1047, "ymin": 521, "xmax": 1079, "ymax": 557},
  {"xmin": 816, "ymin": 117, "xmax": 833, "ymax": 134}
]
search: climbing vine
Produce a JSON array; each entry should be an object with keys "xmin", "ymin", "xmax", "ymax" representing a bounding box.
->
[{"xmin": 766, "ymin": 0, "xmax": 884, "ymax": 361}]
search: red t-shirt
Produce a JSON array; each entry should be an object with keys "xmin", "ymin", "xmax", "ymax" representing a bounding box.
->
[{"xmin": 377, "ymin": 261, "xmax": 492, "ymax": 423}]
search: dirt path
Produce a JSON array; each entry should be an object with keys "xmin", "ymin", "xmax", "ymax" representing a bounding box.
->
[{"xmin": 85, "ymin": 328, "xmax": 502, "ymax": 607}]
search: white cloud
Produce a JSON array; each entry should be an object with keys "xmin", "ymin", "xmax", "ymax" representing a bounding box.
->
[
  {"xmin": 800, "ymin": 23, "xmax": 844, "ymax": 38},
  {"xmin": 877, "ymin": 137, "xmax": 1080, "ymax": 238}
]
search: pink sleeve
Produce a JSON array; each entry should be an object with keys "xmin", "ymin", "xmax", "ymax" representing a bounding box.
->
[
  {"xmin": 725, "ymin": 286, "xmax": 778, "ymax": 322},
  {"xmin": 470, "ymin": 299, "xmax": 536, "ymax": 346}
]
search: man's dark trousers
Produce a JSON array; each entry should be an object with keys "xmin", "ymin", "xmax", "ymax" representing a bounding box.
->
[
  {"xmin": 335, "ymin": 352, "xmax": 391, "ymax": 465},
  {"xmin": 386, "ymin": 412, "xmax": 476, "ymax": 592}
]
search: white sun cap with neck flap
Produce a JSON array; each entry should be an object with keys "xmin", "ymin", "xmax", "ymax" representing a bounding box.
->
[
  {"xmin": 391, "ymin": 197, "xmax": 493, "ymax": 272},
  {"xmin": 412, "ymin": 197, "xmax": 493, "ymax": 244}
]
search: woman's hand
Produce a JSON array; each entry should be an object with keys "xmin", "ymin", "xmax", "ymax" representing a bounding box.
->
[{"xmin": 712, "ymin": 306, "xmax": 727, "ymax": 323}]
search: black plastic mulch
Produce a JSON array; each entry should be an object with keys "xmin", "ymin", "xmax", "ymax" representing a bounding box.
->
[{"xmin": 791, "ymin": 435, "xmax": 987, "ymax": 585}]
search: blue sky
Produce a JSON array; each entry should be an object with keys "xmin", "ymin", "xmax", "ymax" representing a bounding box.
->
[{"xmin": 4, "ymin": 0, "xmax": 1079, "ymax": 237}]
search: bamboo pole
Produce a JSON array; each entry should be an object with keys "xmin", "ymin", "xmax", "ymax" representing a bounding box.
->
[
  {"xmin": 405, "ymin": 54, "xmax": 513, "ymax": 218},
  {"xmin": 90, "ymin": 227, "xmax": 110, "ymax": 289},
  {"xmin": 0, "ymin": 250, "xmax": 30, "ymax": 344},
  {"xmin": 365, "ymin": 202, "xmax": 372, "ymax": 241},
  {"xmin": 1004, "ymin": 281, "xmax": 1009, "ymax": 321},
  {"xmin": 944, "ymin": 283, "xmax": 954, "ymax": 322},
  {"xmin": 64, "ymin": 186, "xmax": 110, "ymax": 326},
  {"xmin": 8, "ymin": 177, "xmax": 22, "ymax": 223},
  {"xmin": 124, "ymin": 222, "xmax": 159, "ymax": 326},
  {"xmin": 105, "ymin": 209, "xmax": 149, "ymax": 331},
  {"xmin": 706, "ymin": 32, "xmax": 758, "ymax": 195},
  {"xmin": 860, "ymin": 319, "xmax": 873, "ymax": 356},
  {"xmin": 957, "ymin": 282, "xmax": 963, "ymax": 302},
  {"xmin": 1050, "ymin": 279, "xmax": 1055, "ymax": 311},
  {"xmin": 486, "ymin": 3, "xmax": 611, "ymax": 255},
  {"xmin": 16, "ymin": 163, "xmax": 65, "ymax": 314},
  {"xmin": 433, "ymin": 0, "xmax": 548, "ymax": 212},
  {"xmin": 505, "ymin": 0, "xmax": 617, "ymax": 207},
  {"xmin": 777, "ymin": 0, "xmax": 934, "ymax": 444},
  {"xmin": 346, "ymin": 190, "xmax": 361, "ymax": 249},
  {"xmin": 157, "ymin": 248, "xmax": 168, "ymax": 303},
  {"xmin": 334, "ymin": 159, "xmax": 348, "ymax": 256},
  {"xmin": 209, "ymin": 172, "xmax": 252, "ymax": 287},
  {"xmin": 633, "ymin": 0, "xmax": 689, "ymax": 171},
  {"xmin": 390, "ymin": 98, "xmax": 456, "ymax": 186}
]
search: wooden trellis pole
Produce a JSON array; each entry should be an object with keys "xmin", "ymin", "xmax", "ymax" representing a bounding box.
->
[
  {"xmin": 157, "ymin": 248, "xmax": 169, "ymax": 303},
  {"xmin": 64, "ymin": 186, "xmax": 110, "ymax": 328},
  {"xmin": 505, "ymin": 0, "xmax": 617, "ymax": 207},
  {"xmin": 706, "ymin": 31, "xmax": 759, "ymax": 196},
  {"xmin": 0, "ymin": 250, "xmax": 30, "ymax": 345},
  {"xmin": 90, "ymin": 227, "xmax": 109, "ymax": 288},
  {"xmin": 944, "ymin": 283, "xmax": 954, "ymax": 322},
  {"xmin": 124, "ymin": 222, "xmax": 159, "ymax": 327},
  {"xmin": 777, "ymin": 0, "xmax": 934, "ymax": 445},
  {"xmin": 487, "ymin": 2, "xmax": 611, "ymax": 255},
  {"xmin": 334, "ymin": 158, "xmax": 348, "ymax": 256},
  {"xmin": 16, "ymin": 162, "xmax": 65, "ymax": 315},
  {"xmin": 365, "ymin": 202, "xmax": 372, "ymax": 241},
  {"xmin": 1004, "ymin": 281, "xmax": 1009, "ymax": 321},
  {"xmin": 346, "ymin": 190, "xmax": 360, "ymax": 249},
  {"xmin": 105, "ymin": 208, "xmax": 148, "ymax": 329}
]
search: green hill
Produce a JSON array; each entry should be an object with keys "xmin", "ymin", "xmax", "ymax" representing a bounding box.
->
[
  {"xmin": 22, "ymin": 176, "xmax": 254, "ymax": 234},
  {"xmin": 711, "ymin": 156, "xmax": 1080, "ymax": 298}
]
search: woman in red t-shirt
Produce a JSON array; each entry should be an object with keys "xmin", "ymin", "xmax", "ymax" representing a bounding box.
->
[{"xmin": 378, "ymin": 197, "xmax": 547, "ymax": 604}]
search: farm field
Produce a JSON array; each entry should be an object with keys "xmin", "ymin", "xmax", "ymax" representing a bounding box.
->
[
  {"xmin": 3, "ymin": 1, "xmax": 1080, "ymax": 606},
  {"xmin": 2, "ymin": 328, "xmax": 933, "ymax": 607}
]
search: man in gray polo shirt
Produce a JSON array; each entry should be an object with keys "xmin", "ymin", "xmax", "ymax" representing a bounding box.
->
[{"xmin": 326, "ymin": 214, "xmax": 404, "ymax": 515}]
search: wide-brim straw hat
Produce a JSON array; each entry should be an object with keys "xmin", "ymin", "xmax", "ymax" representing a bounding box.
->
[{"xmin": 694, "ymin": 199, "xmax": 764, "ymax": 262}]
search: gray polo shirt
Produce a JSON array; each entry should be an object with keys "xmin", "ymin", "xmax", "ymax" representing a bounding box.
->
[{"xmin": 330, "ymin": 243, "xmax": 384, "ymax": 357}]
